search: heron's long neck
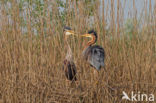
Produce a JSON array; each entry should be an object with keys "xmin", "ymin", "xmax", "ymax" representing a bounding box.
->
[
  {"xmin": 84, "ymin": 35, "xmax": 96, "ymax": 49},
  {"xmin": 65, "ymin": 39, "xmax": 73, "ymax": 61}
]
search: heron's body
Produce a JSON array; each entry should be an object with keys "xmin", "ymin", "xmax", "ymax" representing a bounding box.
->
[
  {"xmin": 82, "ymin": 30, "xmax": 105, "ymax": 71},
  {"xmin": 63, "ymin": 60, "xmax": 77, "ymax": 81},
  {"xmin": 82, "ymin": 45, "xmax": 105, "ymax": 70},
  {"xmin": 62, "ymin": 26, "xmax": 77, "ymax": 81}
]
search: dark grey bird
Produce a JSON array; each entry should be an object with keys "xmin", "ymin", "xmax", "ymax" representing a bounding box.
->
[
  {"xmin": 81, "ymin": 30, "xmax": 105, "ymax": 79},
  {"xmin": 62, "ymin": 26, "xmax": 77, "ymax": 81}
]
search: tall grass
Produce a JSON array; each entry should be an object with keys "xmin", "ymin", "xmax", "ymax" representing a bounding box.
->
[{"xmin": 0, "ymin": 0, "xmax": 156, "ymax": 102}]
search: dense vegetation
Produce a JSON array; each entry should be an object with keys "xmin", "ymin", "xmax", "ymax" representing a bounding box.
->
[{"xmin": 0, "ymin": 0, "xmax": 156, "ymax": 102}]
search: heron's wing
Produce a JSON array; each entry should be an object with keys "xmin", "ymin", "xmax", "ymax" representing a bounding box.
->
[
  {"xmin": 82, "ymin": 46, "xmax": 91, "ymax": 60},
  {"xmin": 87, "ymin": 45, "xmax": 105, "ymax": 70},
  {"xmin": 63, "ymin": 60, "xmax": 77, "ymax": 81},
  {"xmin": 68, "ymin": 61, "xmax": 77, "ymax": 81},
  {"xmin": 70, "ymin": 61, "xmax": 77, "ymax": 75}
]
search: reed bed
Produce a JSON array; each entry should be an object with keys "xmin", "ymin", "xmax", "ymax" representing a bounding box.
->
[{"xmin": 0, "ymin": 0, "xmax": 156, "ymax": 102}]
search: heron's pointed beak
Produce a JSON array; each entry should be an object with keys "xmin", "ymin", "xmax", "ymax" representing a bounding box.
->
[{"xmin": 81, "ymin": 33, "xmax": 92, "ymax": 38}]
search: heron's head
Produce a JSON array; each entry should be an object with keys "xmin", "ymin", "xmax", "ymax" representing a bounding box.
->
[
  {"xmin": 81, "ymin": 29, "xmax": 97, "ymax": 41},
  {"xmin": 63, "ymin": 26, "xmax": 76, "ymax": 36}
]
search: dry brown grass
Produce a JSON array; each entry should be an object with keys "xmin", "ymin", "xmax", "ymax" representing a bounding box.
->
[{"xmin": 0, "ymin": 0, "xmax": 156, "ymax": 103}]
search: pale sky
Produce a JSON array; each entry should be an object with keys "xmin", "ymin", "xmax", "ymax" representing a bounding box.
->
[
  {"xmin": 0, "ymin": 0, "xmax": 155, "ymax": 32},
  {"xmin": 100, "ymin": 0, "xmax": 155, "ymax": 19}
]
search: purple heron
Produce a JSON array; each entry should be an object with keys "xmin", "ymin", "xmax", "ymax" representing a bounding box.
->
[
  {"xmin": 62, "ymin": 26, "xmax": 77, "ymax": 81},
  {"xmin": 81, "ymin": 30, "xmax": 105, "ymax": 79}
]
